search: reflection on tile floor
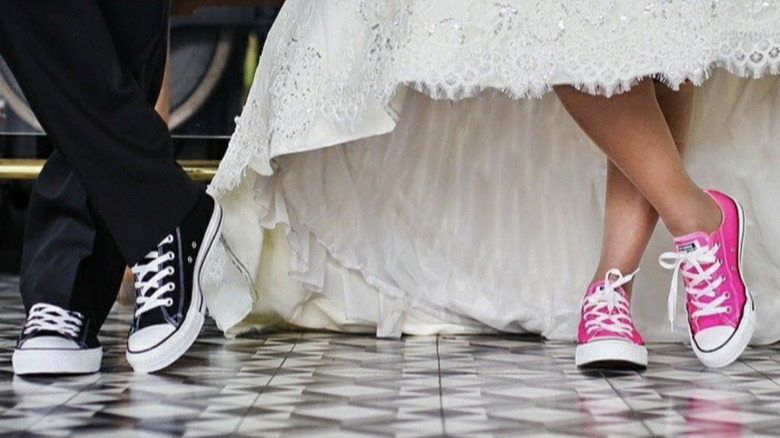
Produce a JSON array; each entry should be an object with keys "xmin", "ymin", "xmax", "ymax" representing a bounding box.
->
[{"xmin": 1, "ymin": 277, "xmax": 780, "ymax": 437}]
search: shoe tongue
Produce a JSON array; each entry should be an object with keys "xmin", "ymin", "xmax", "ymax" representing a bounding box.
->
[
  {"xmin": 674, "ymin": 232, "xmax": 709, "ymax": 254},
  {"xmin": 152, "ymin": 250, "xmax": 166, "ymax": 289},
  {"xmin": 150, "ymin": 239, "xmax": 174, "ymax": 285},
  {"xmin": 588, "ymin": 280, "xmax": 626, "ymax": 298},
  {"xmin": 135, "ymin": 239, "xmax": 174, "ymax": 301}
]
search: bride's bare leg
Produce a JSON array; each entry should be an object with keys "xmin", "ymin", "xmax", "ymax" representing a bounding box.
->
[
  {"xmin": 554, "ymin": 79, "xmax": 718, "ymax": 239},
  {"xmin": 565, "ymin": 78, "xmax": 753, "ymax": 369},
  {"xmin": 591, "ymin": 82, "xmax": 694, "ymax": 295}
]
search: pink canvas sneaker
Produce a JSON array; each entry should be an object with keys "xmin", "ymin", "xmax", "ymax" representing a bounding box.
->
[
  {"xmin": 659, "ymin": 189, "xmax": 755, "ymax": 368},
  {"xmin": 576, "ymin": 268, "xmax": 647, "ymax": 368}
]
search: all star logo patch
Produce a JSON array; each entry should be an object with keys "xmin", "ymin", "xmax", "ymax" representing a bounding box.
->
[{"xmin": 678, "ymin": 242, "xmax": 698, "ymax": 253}]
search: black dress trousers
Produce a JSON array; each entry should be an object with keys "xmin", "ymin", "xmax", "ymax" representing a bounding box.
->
[{"xmin": 0, "ymin": 0, "xmax": 200, "ymax": 328}]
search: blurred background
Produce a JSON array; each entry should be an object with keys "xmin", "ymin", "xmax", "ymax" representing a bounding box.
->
[{"xmin": 0, "ymin": 3, "xmax": 282, "ymax": 273}]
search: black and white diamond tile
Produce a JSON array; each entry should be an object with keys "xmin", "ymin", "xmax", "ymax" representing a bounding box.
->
[{"xmin": 0, "ymin": 275, "xmax": 779, "ymax": 437}]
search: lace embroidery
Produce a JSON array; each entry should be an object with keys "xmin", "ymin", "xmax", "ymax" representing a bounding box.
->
[{"xmin": 211, "ymin": 0, "xmax": 780, "ymax": 195}]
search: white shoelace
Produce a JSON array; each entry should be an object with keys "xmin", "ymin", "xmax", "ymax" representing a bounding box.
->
[
  {"xmin": 23, "ymin": 303, "xmax": 83, "ymax": 337},
  {"xmin": 582, "ymin": 268, "xmax": 638, "ymax": 337},
  {"xmin": 131, "ymin": 234, "xmax": 176, "ymax": 318},
  {"xmin": 659, "ymin": 243, "xmax": 729, "ymax": 330}
]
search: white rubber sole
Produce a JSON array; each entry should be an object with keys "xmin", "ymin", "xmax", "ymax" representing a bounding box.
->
[
  {"xmin": 575, "ymin": 339, "xmax": 648, "ymax": 368},
  {"xmin": 13, "ymin": 347, "xmax": 102, "ymax": 375},
  {"xmin": 691, "ymin": 291, "xmax": 755, "ymax": 368},
  {"xmin": 126, "ymin": 203, "xmax": 223, "ymax": 374},
  {"xmin": 691, "ymin": 196, "xmax": 755, "ymax": 369}
]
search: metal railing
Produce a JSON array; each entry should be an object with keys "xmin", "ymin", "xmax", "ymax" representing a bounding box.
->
[{"xmin": 0, "ymin": 159, "xmax": 218, "ymax": 181}]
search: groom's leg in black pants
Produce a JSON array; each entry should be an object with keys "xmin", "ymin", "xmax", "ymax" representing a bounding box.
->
[
  {"xmin": 0, "ymin": 0, "xmax": 199, "ymax": 265},
  {"xmin": 11, "ymin": 0, "xmax": 178, "ymax": 329},
  {"xmin": 2, "ymin": 0, "xmax": 218, "ymax": 375},
  {"xmin": 20, "ymin": 152, "xmax": 126, "ymax": 329}
]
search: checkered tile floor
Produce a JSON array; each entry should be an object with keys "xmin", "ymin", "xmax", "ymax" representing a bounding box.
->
[{"xmin": 1, "ymin": 277, "xmax": 780, "ymax": 437}]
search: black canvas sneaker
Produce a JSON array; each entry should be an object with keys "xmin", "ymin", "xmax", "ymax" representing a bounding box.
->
[
  {"xmin": 13, "ymin": 303, "xmax": 102, "ymax": 375},
  {"xmin": 126, "ymin": 192, "xmax": 222, "ymax": 373}
]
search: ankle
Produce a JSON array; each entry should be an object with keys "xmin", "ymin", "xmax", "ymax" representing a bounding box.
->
[{"xmin": 666, "ymin": 191, "xmax": 722, "ymax": 237}]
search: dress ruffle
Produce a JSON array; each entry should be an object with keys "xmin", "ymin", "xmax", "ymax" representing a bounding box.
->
[{"xmin": 204, "ymin": 0, "xmax": 780, "ymax": 342}]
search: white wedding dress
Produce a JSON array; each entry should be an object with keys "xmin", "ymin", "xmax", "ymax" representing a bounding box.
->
[{"xmin": 202, "ymin": 0, "xmax": 780, "ymax": 343}]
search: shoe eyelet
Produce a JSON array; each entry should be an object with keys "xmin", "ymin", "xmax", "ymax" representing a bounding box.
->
[
  {"xmin": 731, "ymin": 266, "xmax": 736, "ymax": 271},
  {"xmin": 192, "ymin": 242, "xmax": 198, "ymax": 249},
  {"xmin": 165, "ymin": 298, "xmax": 174, "ymax": 306},
  {"xmin": 726, "ymin": 306, "xmax": 733, "ymax": 314},
  {"xmin": 167, "ymin": 267, "xmax": 175, "ymax": 275},
  {"xmin": 724, "ymin": 292, "xmax": 731, "ymax": 299},
  {"xmin": 167, "ymin": 252, "xmax": 175, "ymax": 260},
  {"xmin": 731, "ymin": 248, "xmax": 736, "ymax": 253}
]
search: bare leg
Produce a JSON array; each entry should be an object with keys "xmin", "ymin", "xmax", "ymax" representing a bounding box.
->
[
  {"xmin": 591, "ymin": 82, "xmax": 695, "ymax": 295},
  {"xmin": 554, "ymin": 79, "xmax": 719, "ymax": 240},
  {"xmin": 567, "ymin": 79, "xmax": 754, "ymax": 369}
]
